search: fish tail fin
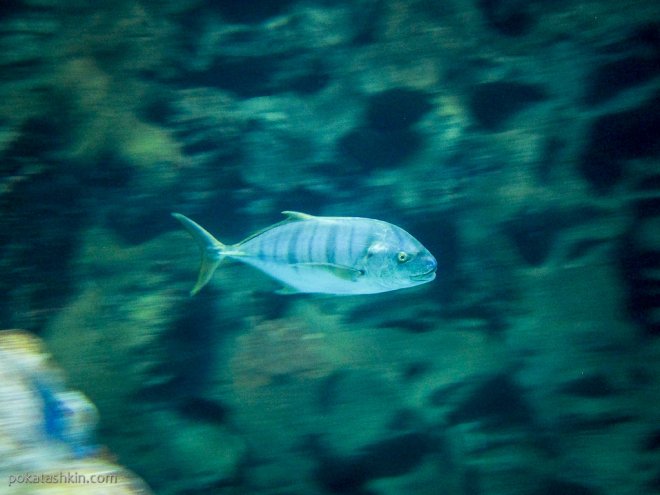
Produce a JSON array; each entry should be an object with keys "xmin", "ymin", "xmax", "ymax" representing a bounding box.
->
[{"xmin": 172, "ymin": 213, "xmax": 228, "ymax": 296}]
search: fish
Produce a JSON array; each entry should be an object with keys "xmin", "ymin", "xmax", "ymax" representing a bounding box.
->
[{"xmin": 172, "ymin": 211, "xmax": 437, "ymax": 296}]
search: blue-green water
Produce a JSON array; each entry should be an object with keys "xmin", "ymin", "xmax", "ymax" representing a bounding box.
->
[{"xmin": 1, "ymin": 1, "xmax": 659, "ymax": 494}]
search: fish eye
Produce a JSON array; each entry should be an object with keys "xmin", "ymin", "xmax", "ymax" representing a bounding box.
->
[{"xmin": 397, "ymin": 251, "xmax": 409, "ymax": 263}]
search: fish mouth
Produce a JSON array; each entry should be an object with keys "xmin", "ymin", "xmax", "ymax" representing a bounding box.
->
[{"xmin": 410, "ymin": 267, "xmax": 437, "ymax": 281}]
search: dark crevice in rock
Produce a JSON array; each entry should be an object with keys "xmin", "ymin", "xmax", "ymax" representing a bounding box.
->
[
  {"xmin": 564, "ymin": 238, "xmax": 610, "ymax": 262},
  {"xmin": 533, "ymin": 478, "xmax": 600, "ymax": 495},
  {"xmin": 106, "ymin": 199, "xmax": 179, "ymax": 246},
  {"xmin": 401, "ymin": 361, "xmax": 431, "ymax": 382},
  {"xmin": 0, "ymin": 58, "xmax": 44, "ymax": 81},
  {"xmin": 428, "ymin": 382, "xmax": 463, "ymax": 407},
  {"xmin": 138, "ymin": 97, "xmax": 177, "ymax": 126},
  {"xmin": 140, "ymin": 297, "xmax": 220, "ymax": 402},
  {"xmin": 634, "ymin": 174, "xmax": 660, "ymax": 192},
  {"xmin": 648, "ymin": 472, "xmax": 660, "ymax": 493},
  {"xmin": 273, "ymin": 186, "xmax": 329, "ymax": 218},
  {"xmin": 336, "ymin": 87, "xmax": 433, "ymax": 170},
  {"xmin": 375, "ymin": 318, "xmax": 435, "ymax": 333},
  {"xmin": 468, "ymin": 81, "xmax": 546, "ymax": 130},
  {"xmin": 559, "ymin": 374, "xmax": 616, "ymax": 398},
  {"xmin": 4, "ymin": 114, "xmax": 71, "ymax": 164},
  {"xmin": 537, "ymin": 136, "xmax": 566, "ymax": 184},
  {"xmin": 0, "ymin": 167, "xmax": 86, "ymax": 330},
  {"xmin": 633, "ymin": 197, "xmax": 660, "ymax": 219},
  {"xmin": 584, "ymin": 56, "xmax": 660, "ymax": 106},
  {"xmin": 286, "ymin": 59, "xmax": 331, "ymax": 94},
  {"xmin": 603, "ymin": 23, "xmax": 660, "ymax": 55},
  {"xmin": 387, "ymin": 408, "xmax": 422, "ymax": 432},
  {"xmin": 620, "ymin": 194, "xmax": 660, "ymax": 336},
  {"xmin": 557, "ymin": 413, "xmax": 636, "ymax": 431},
  {"xmin": 442, "ymin": 299, "xmax": 510, "ymax": 336},
  {"xmin": 409, "ymin": 213, "xmax": 460, "ymax": 300},
  {"xmin": 310, "ymin": 432, "xmax": 439, "ymax": 493},
  {"xmin": 478, "ymin": 0, "xmax": 535, "ymax": 37},
  {"xmin": 462, "ymin": 467, "xmax": 482, "ymax": 495},
  {"xmin": 179, "ymin": 53, "xmax": 330, "ymax": 98},
  {"xmin": 183, "ymin": 54, "xmax": 286, "ymax": 97},
  {"xmin": 365, "ymin": 88, "xmax": 432, "ymax": 131},
  {"xmin": 642, "ymin": 429, "xmax": 660, "ymax": 451},
  {"xmin": 317, "ymin": 371, "xmax": 345, "ymax": 414},
  {"xmin": 177, "ymin": 397, "xmax": 229, "ymax": 425},
  {"xmin": 77, "ymin": 153, "xmax": 134, "ymax": 190},
  {"xmin": 448, "ymin": 373, "xmax": 533, "ymax": 426},
  {"xmin": 338, "ymin": 127, "xmax": 422, "ymax": 170},
  {"xmin": 208, "ymin": 0, "xmax": 298, "ymax": 25},
  {"xmin": 502, "ymin": 208, "xmax": 563, "ymax": 266},
  {"xmin": 579, "ymin": 95, "xmax": 660, "ymax": 192},
  {"xmin": 584, "ymin": 23, "xmax": 660, "ymax": 106},
  {"xmin": 348, "ymin": 2, "xmax": 382, "ymax": 46}
]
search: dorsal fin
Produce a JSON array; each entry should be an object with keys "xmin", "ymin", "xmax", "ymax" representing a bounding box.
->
[
  {"xmin": 235, "ymin": 211, "xmax": 316, "ymax": 248},
  {"xmin": 282, "ymin": 211, "xmax": 316, "ymax": 221}
]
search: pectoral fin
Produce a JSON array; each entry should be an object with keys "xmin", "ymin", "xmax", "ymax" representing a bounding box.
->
[{"xmin": 292, "ymin": 262, "xmax": 364, "ymax": 282}]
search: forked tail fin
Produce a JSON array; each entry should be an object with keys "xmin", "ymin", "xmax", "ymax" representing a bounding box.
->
[{"xmin": 172, "ymin": 213, "xmax": 226, "ymax": 296}]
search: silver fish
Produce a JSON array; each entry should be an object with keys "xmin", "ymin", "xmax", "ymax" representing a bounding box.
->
[{"xmin": 172, "ymin": 211, "xmax": 437, "ymax": 295}]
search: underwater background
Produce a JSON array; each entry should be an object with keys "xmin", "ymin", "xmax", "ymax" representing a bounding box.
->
[{"xmin": 1, "ymin": 0, "xmax": 660, "ymax": 494}]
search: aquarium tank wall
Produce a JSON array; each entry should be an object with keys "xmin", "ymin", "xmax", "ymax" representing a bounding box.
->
[{"xmin": 1, "ymin": 1, "xmax": 659, "ymax": 494}]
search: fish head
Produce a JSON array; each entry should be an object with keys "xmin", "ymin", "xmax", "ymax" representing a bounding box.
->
[{"xmin": 363, "ymin": 226, "xmax": 437, "ymax": 290}]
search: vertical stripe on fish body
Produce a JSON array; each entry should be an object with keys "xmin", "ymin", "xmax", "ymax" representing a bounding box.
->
[
  {"xmin": 240, "ymin": 216, "xmax": 379, "ymax": 293},
  {"xmin": 172, "ymin": 211, "xmax": 437, "ymax": 295}
]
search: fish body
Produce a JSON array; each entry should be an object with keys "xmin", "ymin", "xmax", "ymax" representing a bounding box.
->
[{"xmin": 173, "ymin": 211, "xmax": 437, "ymax": 295}]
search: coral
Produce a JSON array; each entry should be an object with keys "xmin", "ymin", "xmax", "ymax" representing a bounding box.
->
[
  {"xmin": 230, "ymin": 317, "xmax": 333, "ymax": 390},
  {"xmin": 0, "ymin": 329, "xmax": 151, "ymax": 494}
]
